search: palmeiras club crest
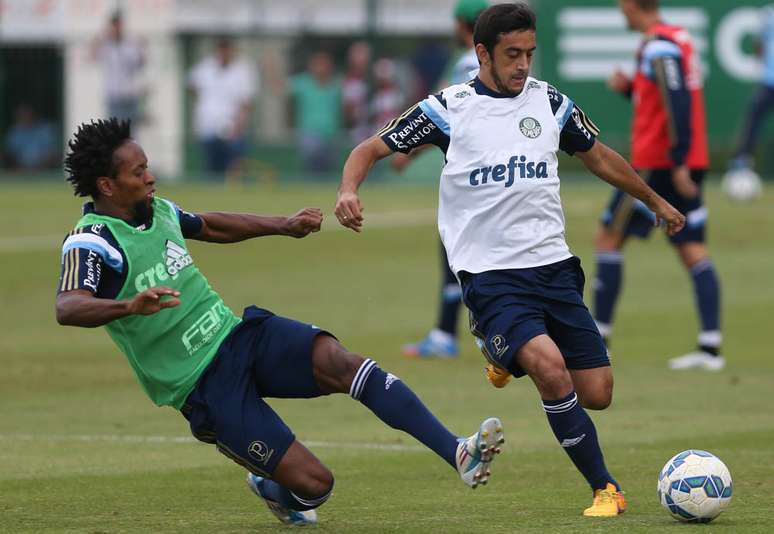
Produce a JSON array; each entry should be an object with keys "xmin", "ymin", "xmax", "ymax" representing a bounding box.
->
[{"xmin": 519, "ymin": 117, "xmax": 542, "ymax": 139}]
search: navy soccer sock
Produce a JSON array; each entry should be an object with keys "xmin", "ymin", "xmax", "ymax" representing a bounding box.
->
[
  {"xmin": 255, "ymin": 477, "xmax": 332, "ymax": 511},
  {"xmin": 543, "ymin": 391, "xmax": 618, "ymax": 491},
  {"xmin": 351, "ymin": 359, "xmax": 458, "ymax": 468},
  {"xmin": 593, "ymin": 252, "xmax": 623, "ymax": 342},
  {"xmin": 690, "ymin": 259, "xmax": 722, "ymax": 355},
  {"xmin": 438, "ymin": 282, "xmax": 462, "ymax": 336}
]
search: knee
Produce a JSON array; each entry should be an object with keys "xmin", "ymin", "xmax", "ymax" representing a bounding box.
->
[
  {"xmin": 311, "ymin": 336, "xmax": 364, "ymax": 394},
  {"xmin": 533, "ymin": 358, "xmax": 573, "ymax": 398},
  {"xmin": 579, "ymin": 379, "xmax": 614, "ymax": 411},
  {"xmin": 594, "ymin": 227, "xmax": 621, "ymax": 252},
  {"xmin": 581, "ymin": 393, "xmax": 612, "ymax": 411},
  {"xmin": 307, "ymin": 467, "xmax": 335, "ymax": 498},
  {"xmin": 677, "ymin": 243, "xmax": 708, "ymax": 269},
  {"xmin": 294, "ymin": 465, "xmax": 334, "ymax": 501}
]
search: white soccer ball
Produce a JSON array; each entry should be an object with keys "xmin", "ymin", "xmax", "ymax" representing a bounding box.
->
[
  {"xmin": 657, "ymin": 449, "xmax": 733, "ymax": 523},
  {"xmin": 721, "ymin": 168, "xmax": 762, "ymax": 202}
]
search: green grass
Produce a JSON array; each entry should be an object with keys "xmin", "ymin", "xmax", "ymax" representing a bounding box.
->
[{"xmin": 1, "ymin": 181, "xmax": 772, "ymax": 532}]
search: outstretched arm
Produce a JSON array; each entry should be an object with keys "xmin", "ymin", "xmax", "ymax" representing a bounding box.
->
[
  {"xmin": 193, "ymin": 208, "xmax": 323, "ymax": 243},
  {"xmin": 56, "ymin": 287, "xmax": 181, "ymax": 328},
  {"xmin": 575, "ymin": 141, "xmax": 686, "ymax": 235},
  {"xmin": 336, "ymin": 94, "xmax": 451, "ymax": 232},
  {"xmin": 335, "ymin": 137, "xmax": 394, "ymax": 232}
]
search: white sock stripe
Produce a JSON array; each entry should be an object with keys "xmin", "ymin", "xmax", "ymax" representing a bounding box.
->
[
  {"xmin": 543, "ymin": 402, "xmax": 578, "ymax": 414},
  {"xmin": 690, "ymin": 259, "xmax": 714, "ymax": 275},
  {"xmin": 543, "ymin": 393, "xmax": 578, "ymax": 413},
  {"xmin": 348, "ymin": 358, "xmax": 371, "ymax": 397},
  {"xmin": 290, "ymin": 487, "xmax": 333, "ymax": 507},
  {"xmin": 350, "ymin": 359, "xmax": 377, "ymax": 400},
  {"xmin": 698, "ymin": 330, "xmax": 722, "ymax": 347},
  {"xmin": 353, "ymin": 361, "xmax": 376, "ymax": 400},
  {"xmin": 356, "ymin": 360, "xmax": 378, "ymax": 399},
  {"xmin": 595, "ymin": 251, "xmax": 623, "ymax": 264}
]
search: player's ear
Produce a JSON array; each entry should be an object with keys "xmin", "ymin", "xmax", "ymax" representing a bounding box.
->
[
  {"xmin": 95, "ymin": 175, "xmax": 114, "ymax": 198},
  {"xmin": 475, "ymin": 43, "xmax": 490, "ymax": 67}
]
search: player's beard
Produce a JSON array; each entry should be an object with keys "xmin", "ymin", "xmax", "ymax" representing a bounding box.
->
[
  {"xmin": 133, "ymin": 199, "xmax": 153, "ymax": 227},
  {"xmin": 490, "ymin": 65, "xmax": 520, "ymax": 97}
]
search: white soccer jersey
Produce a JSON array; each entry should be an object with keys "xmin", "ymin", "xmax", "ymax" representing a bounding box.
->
[{"xmin": 379, "ymin": 76, "xmax": 599, "ymax": 275}]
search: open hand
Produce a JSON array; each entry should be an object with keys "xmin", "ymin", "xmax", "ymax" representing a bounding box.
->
[{"xmin": 128, "ymin": 287, "xmax": 181, "ymax": 316}]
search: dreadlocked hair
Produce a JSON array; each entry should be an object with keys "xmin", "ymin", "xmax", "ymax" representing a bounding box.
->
[{"xmin": 64, "ymin": 118, "xmax": 131, "ymax": 198}]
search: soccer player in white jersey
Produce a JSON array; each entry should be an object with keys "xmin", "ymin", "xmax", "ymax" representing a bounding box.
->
[{"xmin": 335, "ymin": 3, "xmax": 685, "ymax": 517}]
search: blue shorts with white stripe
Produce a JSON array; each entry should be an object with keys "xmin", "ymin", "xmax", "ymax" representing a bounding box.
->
[{"xmin": 181, "ymin": 306, "xmax": 330, "ymax": 476}]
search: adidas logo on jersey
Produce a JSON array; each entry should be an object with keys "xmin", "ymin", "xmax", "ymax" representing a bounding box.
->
[
  {"xmin": 469, "ymin": 155, "xmax": 549, "ymax": 188},
  {"xmin": 133, "ymin": 241, "xmax": 194, "ymax": 292},
  {"xmin": 165, "ymin": 240, "xmax": 193, "ymax": 276}
]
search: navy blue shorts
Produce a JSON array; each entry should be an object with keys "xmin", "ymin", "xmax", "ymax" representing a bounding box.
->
[
  {"xmin": 460, "ymin": 257, "xmax": 609, "ymax": 378},
  {"xmin": 601, "ymin": 169, "xmax": 707, "ymax": 244},
  {"xmin": 181, "ymin": 306, "xmax": 330, "ymax": 477}
]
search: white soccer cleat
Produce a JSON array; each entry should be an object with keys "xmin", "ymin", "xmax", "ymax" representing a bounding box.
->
[
  {"xmin": 246, "ymin": 473, "xmax": 318, "ymax": 526},
  {"xmin": 668, "ymin": 351, "xmax": 725, "ymax": 371},
  {"xmin": 456, "ymin": 417, "xmax": 505, "ymax": 489}
]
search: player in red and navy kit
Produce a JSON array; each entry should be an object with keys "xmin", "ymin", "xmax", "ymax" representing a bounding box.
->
[{"xmin": 594, "ymin": 0, "xmax": 723, "ymax": 371}]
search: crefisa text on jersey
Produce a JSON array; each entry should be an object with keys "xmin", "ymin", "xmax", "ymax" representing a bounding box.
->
[{"xmin": 469, "ymin": 155, "xmax": 549, "ymax": 187}]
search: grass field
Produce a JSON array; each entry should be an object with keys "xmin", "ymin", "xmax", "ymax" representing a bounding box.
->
[{"xmin": 1, "ymin": 180, "xmax": 772, "ymax": 533}]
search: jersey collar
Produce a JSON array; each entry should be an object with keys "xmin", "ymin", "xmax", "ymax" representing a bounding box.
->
[
  {"xmin": 473, "ymin": 76, "xmax": 525, "ymax": 99},
  {"xmin": 82, "ymin": 201, "xmax": 153, "ymax": 230}
]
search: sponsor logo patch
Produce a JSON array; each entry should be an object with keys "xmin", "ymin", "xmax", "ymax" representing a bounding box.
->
[
  {"xmin": 385, "ymin": 373, "xmax": 399, "ymax": 390},
  {"xmin": 560, "ymin": 434, "xmax": 587, "ymax": 448},
  {"xmin": 519, "ymin": 117, "xmax": 542, "ymax": 139},
  {"xmin": 490, "ymin": 335, "xmax": 509, "ymax": 358},
  {"xmin": 248, "ymin": 440, "xmax": 275, "ymax": 465}
]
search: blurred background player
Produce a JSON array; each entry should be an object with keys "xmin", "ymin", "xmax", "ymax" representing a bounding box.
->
[
  {"xmin": 401, "ymin": 0, "xmax": 489, "ymax": 359},
  {"xmin": 188, "ymin": 37, "xmax": 256, "ymax": 179},
  {"xmin": 2, "ymin": 103, "xmax": 58, "ymax": 172},
  {"xmin": 594, "ymin": 0, "xmax": 723, "ymax": 371},
  {"xmin": 289, "ymin": 51, "xmax": 343, "ymax": 175},
  {"xmin": 728, "ymin": 4, "xmax": 774, "ymax": 174},
  {"xmin": 342, "ymin": 41, "xmax": 373, "ymax": 146},
  {"xmin": 91, "ymin": 11, "xmax": 146, "ymax": 125},
  {"xmin": 371, "ymin": 58, "xmax": 404, "ymax": 134}
]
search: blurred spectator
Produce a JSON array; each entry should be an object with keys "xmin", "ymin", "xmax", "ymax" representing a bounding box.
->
[
  {"xmin": 729, "ymin": 4, "xmax": 774, "ymax": 171},
  {"xmin": 448, "ymin": 0, "xmax": 488, "ymax": 84},
  {"xmin": 371, "ymin": 58, "xmax": 403, "ymax": 130},
  {"xmin": 92, "ymin": 11, "xmax": 146, "ymax": 124},
  {"xmin": 188, "ymin": 37, "xmax": 256, "ymax": 177},
  {"xmin": 410, "ymin": 40, "xmax": 451, "ymax": 102},
  {"xmin": 343, "ymin": 41, "xmax": 372, "ymax": 145},
  {"xmin": 288, "ymin": 52, "xmax": 342, "ymax": 174},
  {"xmin": 3, "ymin": 104, "xmax": 58, "ymax": 171}
]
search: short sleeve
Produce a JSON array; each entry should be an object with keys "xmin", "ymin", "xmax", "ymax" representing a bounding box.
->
[
  {"xmin": 377, "ymin": 94, "xmax": 450, "ymax": 154},
  {"xmin": 58, "ymin": 225, "xmax": 124, "ymax": 294},
  {"xmin": 548, "ymin": 85, "xmax": 599, "ymax": 155}
]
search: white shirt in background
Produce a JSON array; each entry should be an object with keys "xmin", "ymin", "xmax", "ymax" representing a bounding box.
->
[{"xmin": 189, "ymin": 57, "xmax": 257, "ymax": 139}]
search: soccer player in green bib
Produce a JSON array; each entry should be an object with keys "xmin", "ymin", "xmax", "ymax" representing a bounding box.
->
[{"xmin": 56, "ymin": 118, "xmax": 505, "ymax": 526}]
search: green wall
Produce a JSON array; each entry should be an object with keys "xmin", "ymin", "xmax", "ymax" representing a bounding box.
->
[{"xmin": 534, "ymin": 0, "xmax": 772, "ymax": 166}]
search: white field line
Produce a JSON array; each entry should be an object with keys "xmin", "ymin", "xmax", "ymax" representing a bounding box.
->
[
  {"xmin": 0, "ymin": 433, "xmax": 426, "ymax": 452},
  {"xmin": 0, "ymin": 209, "xmax": 438, "ymax": 255}
]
